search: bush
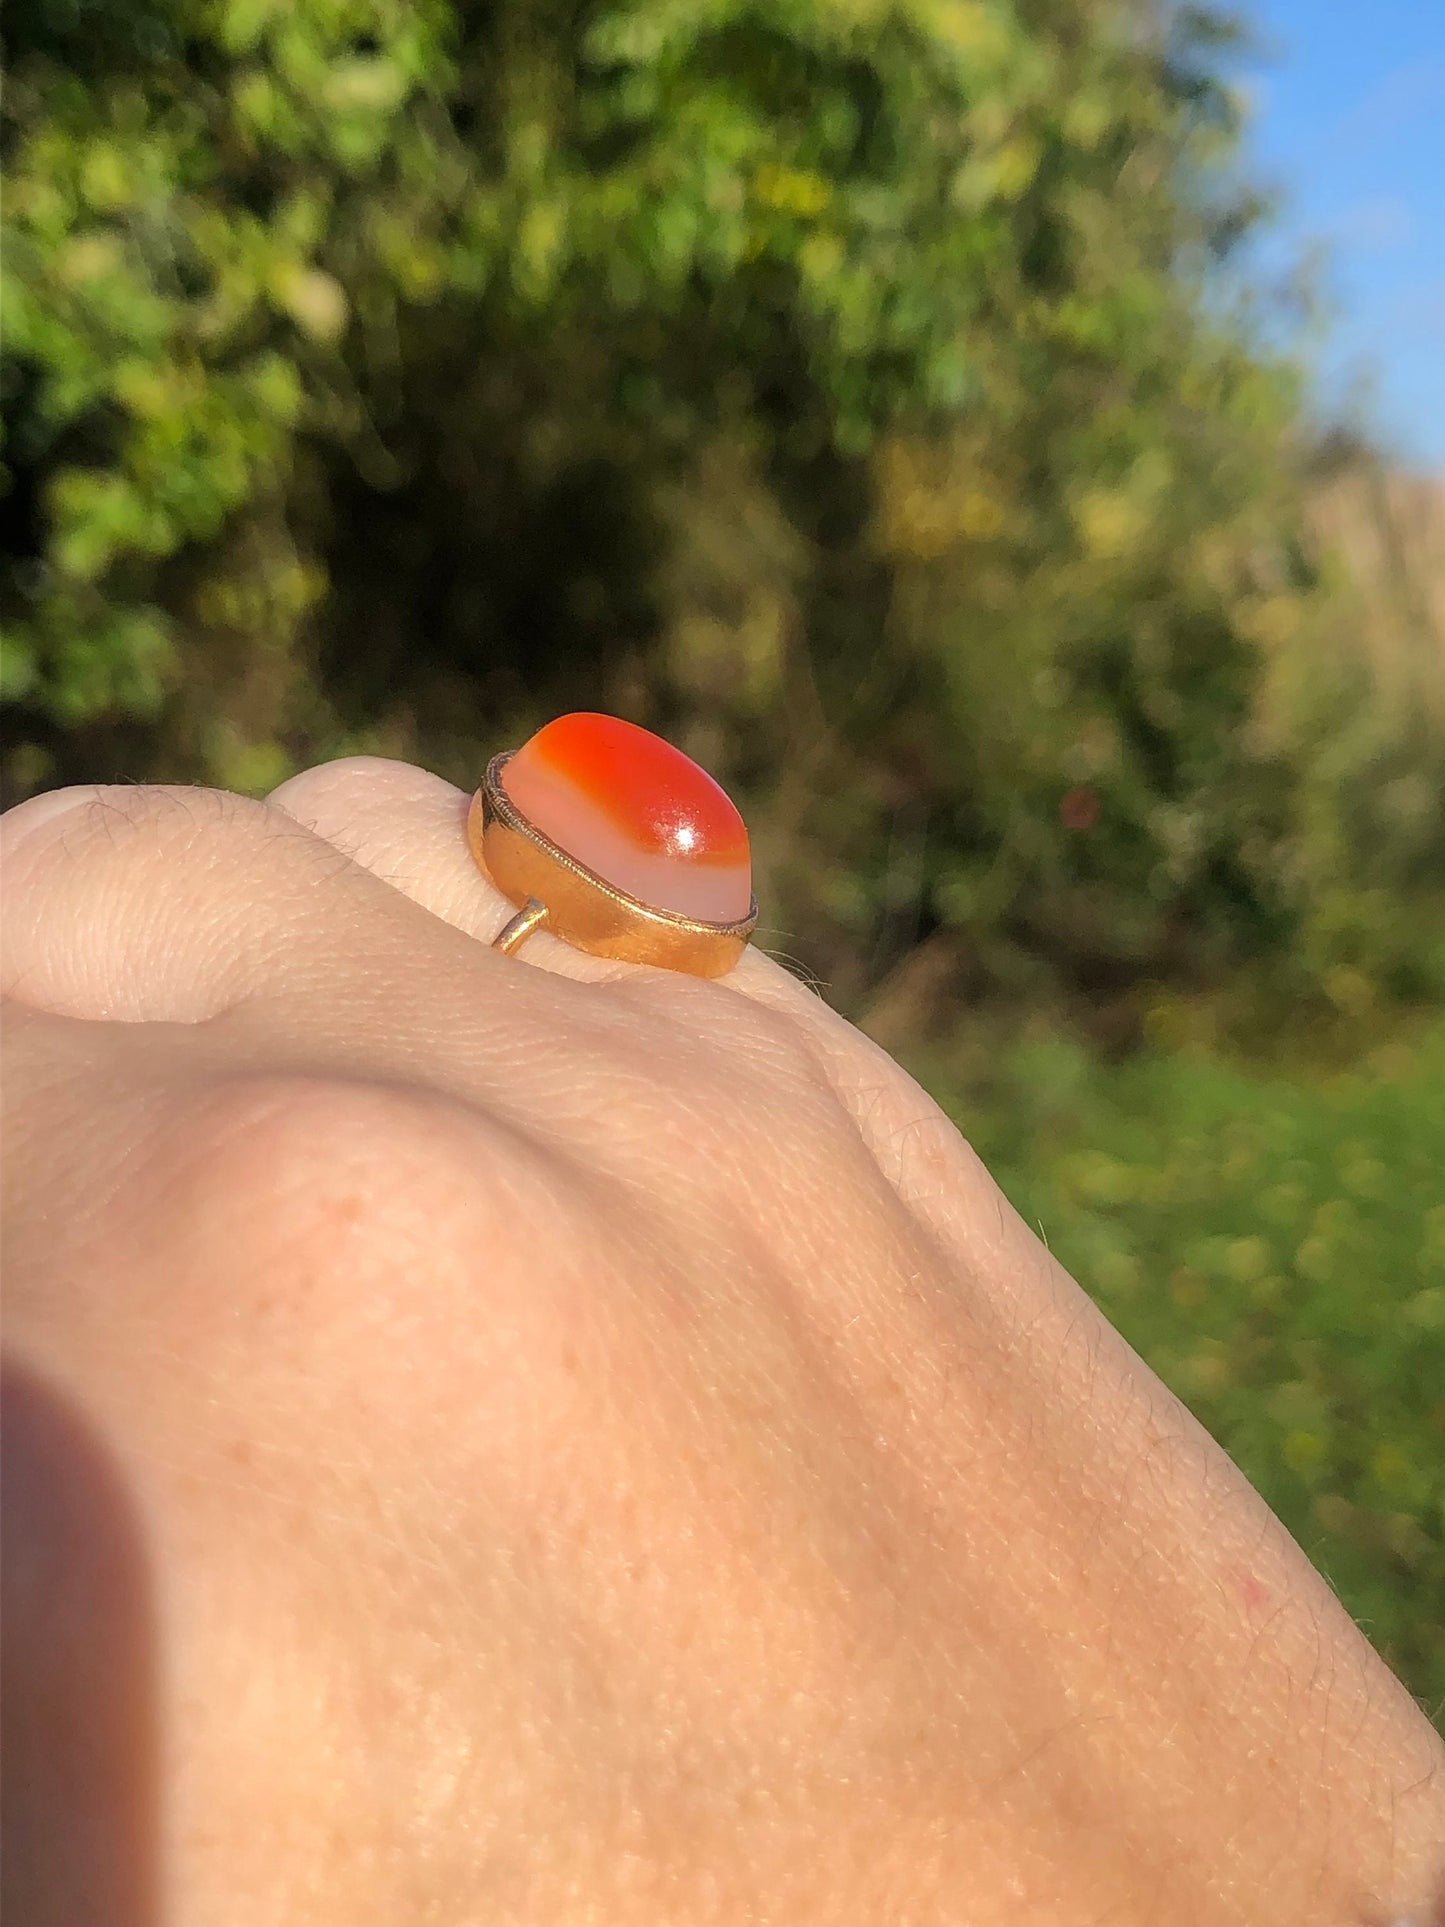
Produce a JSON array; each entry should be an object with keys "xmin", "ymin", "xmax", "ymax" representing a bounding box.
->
[
  {"xmin": 7, "ymin": 0, "xmax": 1441, "ymax": 1021},
  {"xmin": 947, "ymin": 1021, "xmax": 1445, "ymax": 1721}
]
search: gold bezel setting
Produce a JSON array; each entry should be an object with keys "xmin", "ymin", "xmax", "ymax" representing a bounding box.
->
[{"xmin": 469, "ymin": 752, "xmax": 758, "ymax": 976}]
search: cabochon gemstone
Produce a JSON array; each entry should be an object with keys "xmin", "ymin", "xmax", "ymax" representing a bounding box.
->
[{"xmin": 500, "ymin": 713, "xmax": 752, "ymax": 922}]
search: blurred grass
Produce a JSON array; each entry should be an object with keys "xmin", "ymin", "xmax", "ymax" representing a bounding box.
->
[{"xmin": 915, "ymin": 1020, "xmax": 1445, "ymax": 1723}]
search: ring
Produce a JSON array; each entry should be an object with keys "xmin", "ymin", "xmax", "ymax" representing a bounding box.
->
[{"xmin": 468, "ymin": 713, "xmax": 758, "ymax": 977}]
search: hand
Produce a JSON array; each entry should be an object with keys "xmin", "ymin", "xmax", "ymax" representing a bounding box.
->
[{"xmin": 4, "ymin": 759, "xmax": 1442, "ymax": 1926}]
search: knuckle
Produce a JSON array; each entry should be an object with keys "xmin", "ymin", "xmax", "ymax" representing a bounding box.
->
[
  {"xmin": 880, "ymin": 1095, "xmax": 972, "ymax": 1185},
  {"xmin": 112, "ymin": 1069, "xmax": 605, "ymax": 1550},
  {"xmin": 155, "ymin": 1071, "xmax": 563, "ymax": 1355},
  {"xmin": 606, "ymin": 974, "xmax": 852, "ymax": 1182},
  {"xmin": 267, "ymin": 754, "xmax": 422, "ymax": 820},
  {"xmin": 77, "ymin": 782, "xmax": 250, "ymax": 851},
  {"xmin": 0, "ymin": 785, "xmax": 317, "ymax": 1015},
  {"xmin": 642, "ymin": 974, "xmax": 833, "ymax": 1107},
  {"xmin": 6, "ymin": 784, "xmax": 269, "ymax": 892}
]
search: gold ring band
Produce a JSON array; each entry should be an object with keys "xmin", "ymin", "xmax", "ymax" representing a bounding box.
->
[{"xmin": 470, "ymin": 753, "xmax": 758, "ymax": 976}]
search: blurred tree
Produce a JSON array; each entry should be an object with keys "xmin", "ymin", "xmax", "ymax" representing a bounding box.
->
[{"xmin": 3, "ymin": 0, "xmax": 1441, "ymax": 1020}]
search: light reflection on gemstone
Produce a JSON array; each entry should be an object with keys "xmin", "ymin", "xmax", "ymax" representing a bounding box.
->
[{"xmin": 501, "ymin": 713, "xmax": 752, "ymax": 922}]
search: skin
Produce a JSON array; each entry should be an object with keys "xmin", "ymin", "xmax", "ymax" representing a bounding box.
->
[{"xmin": 2, "ymin": 756, "xmax": 1442, "ymax": 1927}]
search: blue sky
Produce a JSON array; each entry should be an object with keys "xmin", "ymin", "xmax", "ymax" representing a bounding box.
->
[{"xmin": 1232, "ymin": 0, "xmax": 1444, "ymax": 470}]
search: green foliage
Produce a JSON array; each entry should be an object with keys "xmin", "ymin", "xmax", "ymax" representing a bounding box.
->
[
  {"xmin": 1, "ymin": 0, "xmax": 1021, "ymax": 724},
  {"xmin": 949, "ymin": 1022, "xmax": 1445, "ymax": 1721},
  {"xmin": 3, "ymin": 0, "xmax": 1442, "ymax": 1011}
]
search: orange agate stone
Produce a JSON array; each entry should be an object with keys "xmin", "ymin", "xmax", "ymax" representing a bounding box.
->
[{"xmin": 501, "ymin": 713, "xmax": 752, "ymax": 922}]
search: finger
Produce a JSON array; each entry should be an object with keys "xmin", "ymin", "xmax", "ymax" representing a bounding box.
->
[
  {"xmin": 268, "ymin": 757, "xmax": 617, "ymax": 984},
  {"xmin": 266, "ymin": 754, "xmax": 942, "ymax": 1174},
  {"xmin": 0, "ymin": 782, "xmax": 455, "ymax": 1022},
  {"xmin": 262, "ymin": 756, "xmax": 957, "ymax": 1094},
  {"xmin": 262, "ymin": 760, "xmax": 1012, "ymax": 1232},
  {"xmin": 268, "ymin": 755, "xmax": 820, "ymax": 1014}
]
